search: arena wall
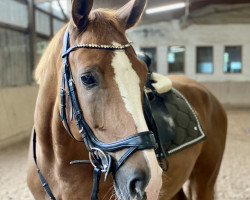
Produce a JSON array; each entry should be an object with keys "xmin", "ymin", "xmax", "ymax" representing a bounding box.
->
[
  {"xmin": 202, "ymin": 82, "xmax": 250, "ymax": 107},
  {"xmin": 0, "ymin": 86, "xmax": 38, "ymax": 149},
  {"xmin": 128, "ymin": 21, "xmax": 250, "ymax": 82}
]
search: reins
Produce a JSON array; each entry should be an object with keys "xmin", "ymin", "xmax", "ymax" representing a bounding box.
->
[{"xmin": 33, "ymin": 27, "xmax": 157, "ymax": 200}]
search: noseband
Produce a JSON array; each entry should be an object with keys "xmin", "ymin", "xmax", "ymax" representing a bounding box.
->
[{"xmin": 33, "ymin": 27, "xmax": 157, "ymax": 200}]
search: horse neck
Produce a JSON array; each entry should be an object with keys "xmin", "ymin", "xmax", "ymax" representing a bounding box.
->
[{"xmin": 34, "ymin": 29, "xmax": 85, "ymax": 164}]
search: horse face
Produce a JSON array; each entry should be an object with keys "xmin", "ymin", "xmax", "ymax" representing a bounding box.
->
[{"xmin": 68, "ymin": 0, "xmax": 162, "ymax": 199}]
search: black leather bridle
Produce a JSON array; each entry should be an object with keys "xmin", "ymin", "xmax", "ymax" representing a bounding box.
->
[{"xmin": 33, "ymin": 27, "xmax": 157, "ymax": 200}]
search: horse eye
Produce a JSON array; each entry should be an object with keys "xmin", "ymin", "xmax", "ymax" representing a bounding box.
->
[{"xmin": 81, "ymin": 73, "xmax": 98, "ymax": 88}]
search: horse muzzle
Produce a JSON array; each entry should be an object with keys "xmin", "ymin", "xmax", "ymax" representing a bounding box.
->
[{"xmin": 113, "ymin": 150, "xmax": 151, "ymax": 200}]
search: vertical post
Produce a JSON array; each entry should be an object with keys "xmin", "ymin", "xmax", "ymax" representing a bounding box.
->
[
  {"xmin": 49, "ymin": 2, "xmax": 53, "ymax": 37},
  {"xmin": 28, "ymin": 0, "xmax": 36, "ymax": 84},
  {"xmin": 157, "ymin": 46, "xmax": 168, "ymax": 75},
  {"xmin": 185, "ymin": 0, "xmax": 190, "ymax": 18}
]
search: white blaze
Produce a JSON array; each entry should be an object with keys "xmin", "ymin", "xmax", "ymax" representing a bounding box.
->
[
  {"xmin": 111, "ymin": 44, "xmax": 162, "ymax": 200},
  {"xmin": 111, "ymin": 48, "xmax": 147, "ymax": 132}
]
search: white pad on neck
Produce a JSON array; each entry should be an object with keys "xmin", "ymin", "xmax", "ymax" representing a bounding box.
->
[{"xmin": 151, "ymin": 73, "xmax": 172, "ymax": 94}]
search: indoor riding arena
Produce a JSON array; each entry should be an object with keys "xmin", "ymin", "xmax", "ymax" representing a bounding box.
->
[{"xmin": 0, "ymin": 0, "xmax": 250, "ymax": 200}]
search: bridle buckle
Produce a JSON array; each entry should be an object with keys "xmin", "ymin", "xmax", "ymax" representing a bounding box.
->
[{"xmin": 89, "ymin": 148, "xmax": 109, "ymax": 173}]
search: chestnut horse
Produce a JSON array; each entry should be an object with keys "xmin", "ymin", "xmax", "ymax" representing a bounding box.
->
[{"xmin": 27, "ymin": 0, "xmax": 227, "ymax": 199}]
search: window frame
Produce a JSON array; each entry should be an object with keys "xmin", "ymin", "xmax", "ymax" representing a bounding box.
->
[
  {"xmin": 167, "ymin": 45, "xmax": 186, "ymax": 74},
  {"xmin": 223, "ymin": 45, "xmax": 243, "ymax": 74},
  {"xmin": 196, "ymin": 46, "xmax": 214, "ymax": 75}
]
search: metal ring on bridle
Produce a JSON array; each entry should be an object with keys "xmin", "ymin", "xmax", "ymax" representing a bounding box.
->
[
  {"xmin": 89, "ymin": 147, "xmax": 109, "ymax": 173},
  {"xmin": 79, "ymin": 127, "xmax": 84, "ymax": 134}
]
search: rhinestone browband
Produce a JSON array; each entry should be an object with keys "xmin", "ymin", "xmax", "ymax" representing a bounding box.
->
[
  {"xmin": 71, "ymin": 42, "xmax": 133, "ymax": 50},
  {"xmin": 62, "ymin": 41, "xmax": 133, "ymax": 59}
]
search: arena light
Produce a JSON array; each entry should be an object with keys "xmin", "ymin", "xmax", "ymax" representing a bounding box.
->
[{"xmin": 146, "ymin": 3, "xmax": 186, "ymax": 14}]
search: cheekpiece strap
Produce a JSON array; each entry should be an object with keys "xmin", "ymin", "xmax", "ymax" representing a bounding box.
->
[{"xmin": 91, "ymin": 168, "xmax": 102, "ymax": 200}]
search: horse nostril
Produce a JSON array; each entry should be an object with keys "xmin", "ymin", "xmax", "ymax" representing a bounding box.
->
[{"xmin": 128, "ymin": 171, "xmax": 148, "ymax": 200}]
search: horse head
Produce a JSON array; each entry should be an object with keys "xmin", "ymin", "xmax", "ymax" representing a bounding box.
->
[
  {"xmin": 66, "ymin": 0, "xmax": 163, "ymax": 198},
  {"xmin": 35, "ymin": 0, "xmax": 162, "ymax": 199}
]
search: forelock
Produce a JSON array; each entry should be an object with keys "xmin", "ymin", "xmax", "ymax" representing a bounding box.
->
[{"xmin": 88, "ymin": 9, "xmax": 125, "ymax": 34}]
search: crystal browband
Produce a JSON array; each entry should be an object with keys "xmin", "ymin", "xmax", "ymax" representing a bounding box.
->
[
  {"xmin": 71, "ymin": 42, "xmax": 133, "ymax": 50},
  {"xmin": 62, "ymin": 42, "xmax": 133, "ymax": 57}
]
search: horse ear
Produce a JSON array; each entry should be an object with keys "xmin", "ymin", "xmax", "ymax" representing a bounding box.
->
[
  {"xmin": 115, "ymin": 0, "xmax": 147, "ymax": 30},
  {"xmin": 71, "ymin": 0, "xmax": 93, "ymax": 29}
]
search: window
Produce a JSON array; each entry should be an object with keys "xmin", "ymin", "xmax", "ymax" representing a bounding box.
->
[
  {"xmin": 35, "ymin": 10, "xmax": 50, "ymax": 36},
  {"xmin": 0, "ymin": 0, "xmax": 28, "ymax": 28},
  {"xmin": 53, "ymin": 19, "xmax": 66, "ymax": 35},
  {"xmin": 140, "ymin": 47, "xmax": 157, "ymax": 72},
  {"xmin": 224, "ymin": 46, "xmax": 242, "ymax": 73},
  {"xmin": 196, "ymin": 47, "xmax": 213, "ymax": 74},
  {"xmin": 168, "ymin": 46, "xmax": 185, "ymax": 73}
]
